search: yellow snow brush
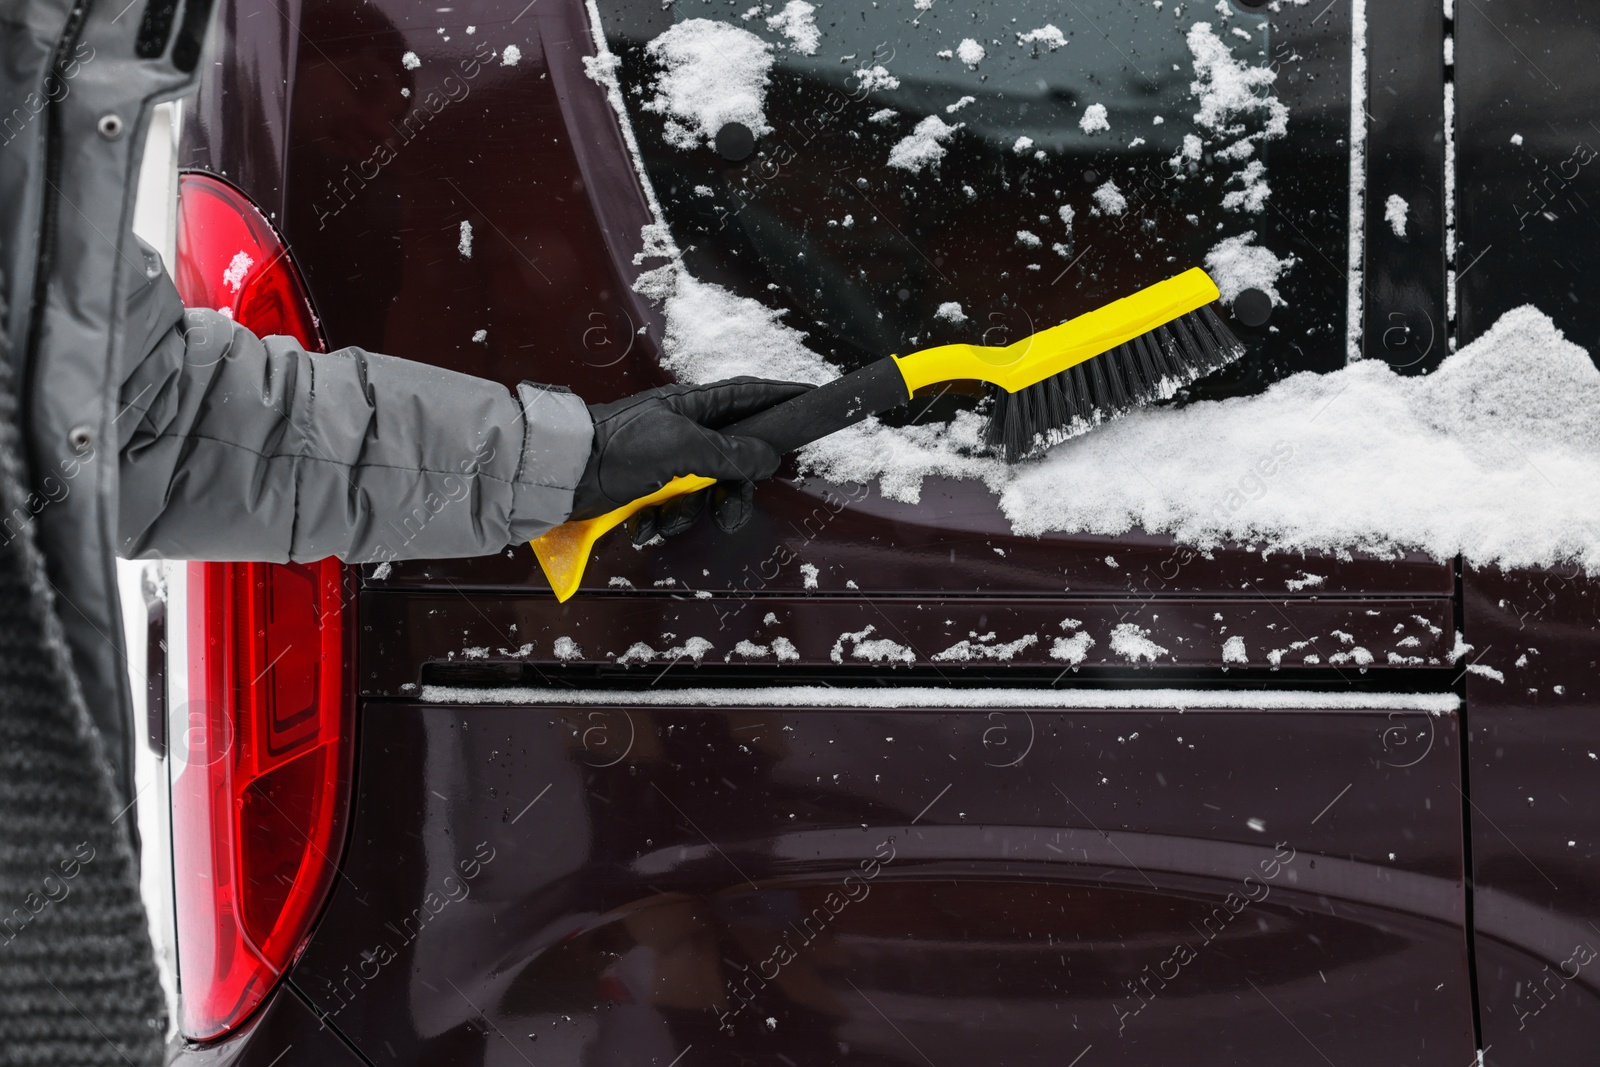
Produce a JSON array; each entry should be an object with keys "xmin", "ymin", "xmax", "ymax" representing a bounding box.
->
[{"xmin": 532, "ymin": 267, "xmax": 1241, "ymax": 601}]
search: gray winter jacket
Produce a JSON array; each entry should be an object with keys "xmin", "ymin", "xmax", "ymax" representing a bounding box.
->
[{"xmin": 118, "ymin": 243, "xmax": 593, "ymax": 564}]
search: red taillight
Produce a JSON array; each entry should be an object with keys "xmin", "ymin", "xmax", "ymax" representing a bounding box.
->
[
  {"xmin": 174, "ymin": 561, "xmax": 351, "ymax": 1039},
  {"xmin": 173, "ymin": 173, "xmax": 323, "ymax": 351},
  {"xmin": 171, "ymin": 173, "xmax": 351, "ymax": 1040}
]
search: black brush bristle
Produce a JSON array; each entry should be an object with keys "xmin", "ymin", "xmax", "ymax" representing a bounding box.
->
[{"xmin": 984, "ymin": 304, "xmax": 1246, "ymax": 461}]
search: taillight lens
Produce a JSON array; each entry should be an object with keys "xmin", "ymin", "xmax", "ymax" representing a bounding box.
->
[
  {"xmin": 173, "ymin": 172, "xmax": 323, "ymax": 350},
  {"xmin": 171, "ymin": 172, "xmax": 352, "ymax": 1040}
]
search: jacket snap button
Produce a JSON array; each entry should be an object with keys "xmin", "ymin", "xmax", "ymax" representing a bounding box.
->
[
  {"xmin": 97, "ymin": 113, "xmax": 124, "ymax": 139},
  {"xmin": 68, "ymin": 426, "xmax": 94, "ymax": 453}
]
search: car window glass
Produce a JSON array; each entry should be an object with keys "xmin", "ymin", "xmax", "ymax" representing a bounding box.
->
[{"xmin": 594, "ymin": 0, "xmax": 1355, "ymax": 413}]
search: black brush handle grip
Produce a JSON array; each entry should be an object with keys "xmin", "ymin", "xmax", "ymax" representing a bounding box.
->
[{"xmin": 720, "ymin": 357, "xmax": 912, "ymax": 454}]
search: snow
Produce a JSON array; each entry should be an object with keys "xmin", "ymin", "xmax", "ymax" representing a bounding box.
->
[
  {"xmin": 1013, "ymin": 135, "xmax": 1035, "ymax": 154},
  {"xmin": 934, "ymin": 301, "xmax": 967, "ymax": 324},
  {"xmin": 401, "ymin": 51, "xmax": 421, "ymax": 70},
  {"xmin": 583, "ymin": 0, "xmax": 675, "ymax": 242},
  {"xmin": 771, "ymin": 636, "xmax": 800, "ymax": 662},
  {"xmin": 457, "ymin": 220, "xmax": 473, "ymax": 259},
  {"xmin": 1445, "ymin": 79, "xmax": 1457, "ymax": 332},
  {"xmin": 644, "ymin": 20, "xmax": 774, "ymax": 150},
  {"xmin": 999, "ymin": 306, "xmax": 1600, "ymax": 574},
  {"xmin": 1204, "ymin": 231, "xmax": 1294, "ymax": 305},
  {"xmin": 615, "ymin": 637, "xmax": 714, "ymax": 666},
  {"xmin": 800, "ymin": 562, "xmax": 820, "ymax": 589},
  {"xmin": 887, "ymin": 115, "xmax": 961, "ymax": 173},
  {"xmin": 1221, "ymin": 159, "xmax": 1270, "ymax": 212},
  {"xmin": 869, "ymin": 108, "xmax": 897, "ymax": 124},
  {"xmin": 854, "ymin": 65, "xmax": 900, "ymax": 92},
  {"xmin": 1079, "ymin": 103, "xmax": 1110, "ymax": 134},
  {"xmin": 553, "ymin": 636, "xmax": 582, "ymax": 661},
  {"xmin": 1510, "ymin": 133, "xmax": 1523, "ymax": 146},
  {"xmin": 222, "ymin": 251, "xmax": 252, "ymax": 293},
  {"xmin": 1185, "ymin": 23, "xmax": 1287, "ymax": 141},
  {"xmin": 1092, "ymin": 180, "xmax": 1127, "ymax": 216},
  {"xmin": 1385, "ymin": 193, "xmax": 1409, "ymax": 238},
  {"xmin": 1058, "ymin": 205, "xmax": 1075, "ymax": 228},
  {"xmin": 1016, "ymin": 229, "xmax": 1042, "ymax": 248},
  {"xmin": 1285, "ymin": 572, "xmax": 1324, "ymax": 591},
  {"xmin": 932, "ymin": 633, "xmax": 1039, "ymax": 662},
  {"xmin": 634, "ymin": 222, "xmax": 675, "ymax": 266},
  {"xmin": 370, "ymin": 561, "xmax": 393, "ymax": 580},
  {"xmin": 471, "ymin": 328, "xmax": 488, "ymax": 343},
  {"xmin": 1110, "ymin": 622, "xmax": 1170, "ymax": 664},
  {"xmin": 1222, "ymin": 635, "xmax": 1249, "ymax": 664},
  {"xmin": 830, "ymin": 626, "xmax": 915, "ymax": 666},
  {"xmin": 765, "ymin": 1, "xmax": 820, "ymax": 55},
  {"xmin": 633, "ymin": 265, "xmax": 834, "ymax": 385},
  {"xmin": 1177, "ymin": 21, "xmax": 1297, "ymax": 314},
  {"xmin": 1467, "ymin": 663, "xmax": 1505, "ymax": 683},
  {"xmin": 956, "ymin": 39, "xmax": 986, "ymax": 66},
  {"xmin": 1349, "ymin": 0, "xmax": 1370, "ymax": 359},
  {"xmin": 799, "ymin": 410, "xmax": 1005, "ymax": 505},
  {"xmin": 1050, "ymin": 631, "xmax": 1095, "ymax": 665},
  {"xmin": 1018, "ymin": 25, "xmax": 1068, "ymax": 51},
  {"xmin": 947, "ymin": 96, "xmax": 976, "ymax": 113},
  {"xmin": 501, "ymin": 44, "xmax": 521, "ymax": 67},
  {"xmin": 422, "ymin": 685, "xmax": 1461, "ymax": 713}
]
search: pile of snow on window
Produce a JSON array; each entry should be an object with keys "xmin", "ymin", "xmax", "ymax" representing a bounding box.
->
[{"xmin": 644, "ymin": 19, "xmax": 775, "ymax": 150}]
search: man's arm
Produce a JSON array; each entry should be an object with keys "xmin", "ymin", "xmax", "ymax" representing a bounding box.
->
[{"xmin": 115, "ymin": 257, "xmax": 592, "ymax": 563}]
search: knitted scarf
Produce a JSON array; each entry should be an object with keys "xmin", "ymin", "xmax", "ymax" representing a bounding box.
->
[{"xmin": 0, "ymin": 273, "xmax": 166, "ymax": 1063}]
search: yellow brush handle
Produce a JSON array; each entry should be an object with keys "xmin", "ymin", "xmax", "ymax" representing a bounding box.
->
[
  {"xmin": 531, "ymin": 474, "xmax": 715, "ymax": 602},
  {"xmin": 892, "ymin": 266, "xmax": 1219, "ymax": 393}
]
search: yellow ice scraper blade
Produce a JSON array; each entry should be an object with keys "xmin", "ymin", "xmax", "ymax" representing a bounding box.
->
[
  {"xmin": 890, "ymin": 267, "xmax": 1220, "ymax": 393},
  {"xmin": 532, "ymin": 474, "xmax": 715, "ymax": 602}
]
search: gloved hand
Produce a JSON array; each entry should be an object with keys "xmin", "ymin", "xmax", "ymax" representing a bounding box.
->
[{"xmin": 568, "ymin": 377, "xmax": 815, "ymax": 543}]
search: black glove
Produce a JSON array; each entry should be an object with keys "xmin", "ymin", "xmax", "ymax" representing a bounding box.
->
[{"xmin": 568, "ymin": 377, "xmax": 815, "ymax": 543}]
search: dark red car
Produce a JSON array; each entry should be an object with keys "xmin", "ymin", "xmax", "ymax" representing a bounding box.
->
[{"xmin": 150, "ymin": 0, "xmax": 1599, "ymax": 1063}]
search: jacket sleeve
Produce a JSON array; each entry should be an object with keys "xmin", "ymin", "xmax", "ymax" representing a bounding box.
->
[{"xmin": 115, "ymin": 258, "xmax": 593, "ymax": 563}]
